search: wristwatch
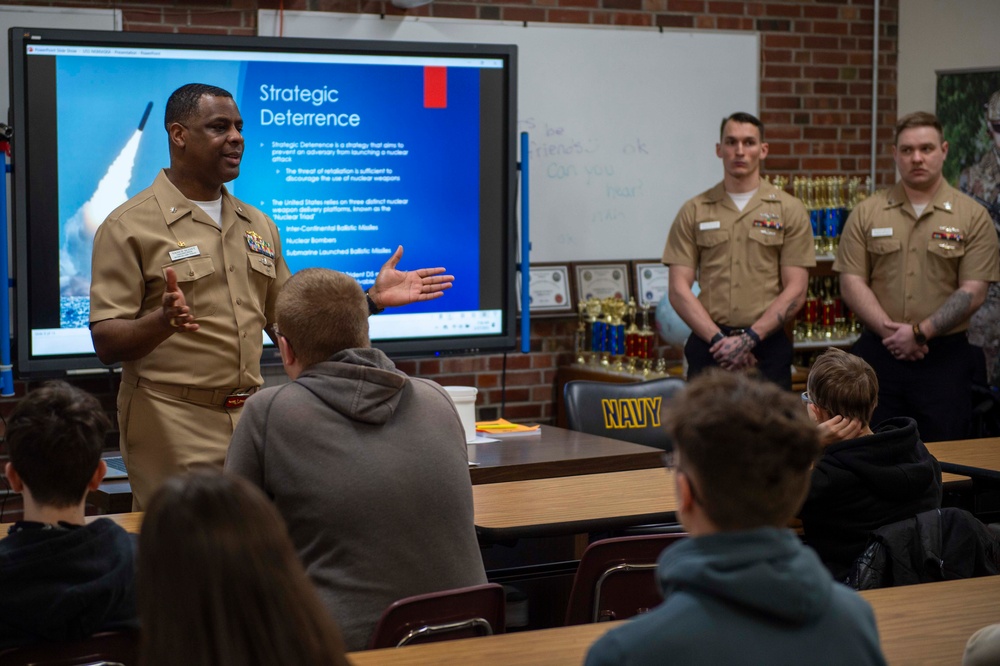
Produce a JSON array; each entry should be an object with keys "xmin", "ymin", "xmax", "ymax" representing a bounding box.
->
[
  {"xmin": 912, "ymin": 322, "xmax": 927, "ymax": 345},
  {"xmin": 366, "ymin": 290, "xmax": 384, "ymax": 315}
]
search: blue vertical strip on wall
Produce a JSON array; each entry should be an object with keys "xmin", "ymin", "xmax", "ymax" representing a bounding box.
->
[
  {"xmin": 1, "ymin": 162, "xmax": 15, "ymax": 395},
  {"xmin": 520, "ymin": 131, "xmax": 530, "ymax": 353}
]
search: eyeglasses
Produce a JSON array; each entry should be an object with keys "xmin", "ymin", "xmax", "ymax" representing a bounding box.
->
[
  {"xmin": 272, "ymin": 324, "xmax": 290, "ymax": 346},
  {"xmin": 800, "ymin": 391, "xmax": 813, "ymax": 405},
  {"xmin": 662, "ymin": 451, "xmax": 700, "ymax": 505}
]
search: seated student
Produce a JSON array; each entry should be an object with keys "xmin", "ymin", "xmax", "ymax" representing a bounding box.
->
[
  {"xmin": 0, "ymin": 381, "xmax": 137, "ymax": 649},
  {"xmin": 798, "ymin": 347, "xmax": 942, "ymax": 582},
  {"xmin": 138, "ymin": 470, "xmax": 349, "ymax": 666},
  {"xmin": 585, "ymin": 370, "xmax": 886, "ymax": 666},
  {"xmin": 225, "ymin": 268, "xmax": 487, "ymax": 651}
]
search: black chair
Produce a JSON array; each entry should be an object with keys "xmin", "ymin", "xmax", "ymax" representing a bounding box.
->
[
  {"xmin": 0, "ymin": 630, "xmax": 138, "ymax": 666},
  {"xmin": 563, "ymin": 378, "xmax": 685, "ymax": 452},
  {"xmin": 564, "ymin": 378, "xmax": 685, "ymax": 536}
]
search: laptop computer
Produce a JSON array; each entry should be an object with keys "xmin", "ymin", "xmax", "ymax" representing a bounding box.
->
[{"xmin": 102, "ymin": 456, "xmax": 129, "ymax": 480}]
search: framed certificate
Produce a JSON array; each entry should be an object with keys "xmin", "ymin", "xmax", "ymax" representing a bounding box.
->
[
  {"xmin": 516, "ymin": 264, "xmax": 575, "ymax": 314},
  {"xmin": 574, "ymin": 262, "xmax": 631, "ymax": 302},
  {"xmin": 633, "ymin": 261, "xmax": 670, "ymax": 308}
]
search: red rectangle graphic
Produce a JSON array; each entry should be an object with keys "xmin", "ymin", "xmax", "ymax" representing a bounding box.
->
[{"xmin": 424, "ymin": 66, "xmax": 447, "ymax": 109}]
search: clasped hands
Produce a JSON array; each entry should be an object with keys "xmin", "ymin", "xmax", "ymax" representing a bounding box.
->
[
  {"xmin": 709, "ymin": 333, "xmax": 758, "ymax": 371},
  {"xmin": 881, "ymin": 321, "xmax": 928, "ymax": 362}
]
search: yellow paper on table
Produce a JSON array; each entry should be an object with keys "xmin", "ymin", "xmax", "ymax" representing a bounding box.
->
[{"xmin": 475, "ymin": 418, "xmax": 541, "ymax": 437}]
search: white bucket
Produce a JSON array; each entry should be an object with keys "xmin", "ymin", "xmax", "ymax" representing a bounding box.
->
[{"xmin": 443, "ymin": 386, "xmax": 478, "ymax": 443}]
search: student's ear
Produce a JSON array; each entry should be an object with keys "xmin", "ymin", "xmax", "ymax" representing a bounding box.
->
[
  {"xmin": 87, "ymin": 460, "xmax": 107, "ymax": 491},
  {"xmin": 676, "ymin": 470, "xmax": 696, "ymax": 516},
  {"xmin": 4, "ymin": 462, "xmax": 23, "ymax": 493},
  {"xmin": 278, "ymin": 335, "xmax": 295, "ymax": 367}
]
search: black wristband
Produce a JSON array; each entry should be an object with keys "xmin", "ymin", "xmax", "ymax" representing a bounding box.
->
[
  {"xmin": 744, "ymin": 327, "xmax": 762, "ymax": 347},
  {"xmin": 710, "ymin": 331, "xmax": 725, "ymax": 346},
  {"xmin": 366, "ymin": 290, "xmax": 384, "ymax": 315}
]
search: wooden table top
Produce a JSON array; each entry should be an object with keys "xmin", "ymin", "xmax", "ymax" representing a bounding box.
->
[
  {"xmin": 55, "ymin": 468, "xmax": 679, "ymax": 542},
  {"xmin": 89, "ymin": 426, "xmax": 664, "ymax": 514},
  {"xmin": 468, "ymin": 425, "xmax": 663, "ymax": 485},
  {"xmin": 347, "ymin": 574, "xmax": 1000, "ymax": 665},
  {"xmin": 863, "ymin": 575, "xmax": 1000, "ymax": 665},
  {"xmin": 472, "ymin": 467, "xmax": 676, "ymax": 540},
  {"xmin": 348, "ymin": 621, "xmax": 621, "ymax": 666},
  {"xmin": 927, "ymin": 438, "xmax": 1000, "ymax": 482},
  {"xmin": 0, "ymin": 512, "xmax": 144, "ymax": 537}
]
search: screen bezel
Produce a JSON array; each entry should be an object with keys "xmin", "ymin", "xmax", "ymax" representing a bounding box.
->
[{"xmin": 8, "ymin": 26, "xmax": 518, "ymax": 377}]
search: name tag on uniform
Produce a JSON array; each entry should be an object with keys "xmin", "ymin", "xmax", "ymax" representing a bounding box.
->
[
  {"xmin": 871, "ymin": 228, "xmax": 893, "ymax": 238},
  {"xmin": 169, "ymin": 246, "xmax": 201, "ymax": 261},
  {"xmin": 699, "ymin": 221, "xmax": 721, "ymax": 231}
]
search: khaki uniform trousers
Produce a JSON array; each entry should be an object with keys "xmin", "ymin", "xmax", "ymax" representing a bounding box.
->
[{"xmin": 117, "ymin": 380, "xmax": 242, "ymax": 510}]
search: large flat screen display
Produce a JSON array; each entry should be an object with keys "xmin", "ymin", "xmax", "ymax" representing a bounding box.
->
[{"xmin": 9, "ymin": 27, "xmax": 517, "ymax": 377}]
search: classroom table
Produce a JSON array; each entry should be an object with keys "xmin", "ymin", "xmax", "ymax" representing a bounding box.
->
[
  {"xmin": 472, "ymin": 467, "xmax": 676, "ymax": 541},
  {"xmin": 469, "ymin": 425, "xmax": 663, "ymax": 484},
  {"xmin": 88, "ymin": 425, "xmax": 665, "ymax": 514},
  {"xmin": 927, "ymin": 437, "xmax": 1000, "ymax": 483},
  {"xmin": 0, "ymin": 512, "xmax": 144, "ymax": 538},
  {"xmin": 346, "ymin": 575, "xmax": 1000, "ymax": 665},
  {"xmin": 40, "ymin": 467, "xmax": 679, "ymax": 543}
]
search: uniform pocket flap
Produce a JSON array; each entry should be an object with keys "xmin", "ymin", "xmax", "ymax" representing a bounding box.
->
[
  {"xmin": 247, "ymin": 251, "xmax": 277, "ymax": 279},
  {"xmin": 165, "ymin": 256, "xmax": 215, "ymax": 282},
  {"xmin": 866, "ymin": 238, "xmax": 901, "ymax": 255},
  {"xmin": 927, "ymin": 239, "xmax": 966, "ymax": 259}
]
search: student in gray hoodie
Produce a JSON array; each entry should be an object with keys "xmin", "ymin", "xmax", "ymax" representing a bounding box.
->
[
  {"xmin": 585, "ymin": 371, "xmax": 886, "ymax": 666},
  {"xmin": 225, "ymin": 268, "xmax": 486, "ymax": 651}
]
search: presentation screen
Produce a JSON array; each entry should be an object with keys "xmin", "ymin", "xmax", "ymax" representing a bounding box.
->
[{"xmin": 9, "ymin": 26, "xmax": 517, "ymax": 377}]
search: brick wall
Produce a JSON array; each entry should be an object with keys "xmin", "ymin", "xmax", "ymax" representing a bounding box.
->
[{"xmin": 0, "ymin": 0, "xmax": 899, "ymax": 426}]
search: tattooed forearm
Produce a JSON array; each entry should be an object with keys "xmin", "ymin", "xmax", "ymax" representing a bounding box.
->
[{"xmin": 929, "ymin": 290, "xmax": 973, "ymax": 336}]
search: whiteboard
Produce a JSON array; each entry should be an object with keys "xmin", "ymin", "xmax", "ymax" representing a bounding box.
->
[{"xmin": 260, "ymin": 11, "xmax": 758, "ymax": 262}]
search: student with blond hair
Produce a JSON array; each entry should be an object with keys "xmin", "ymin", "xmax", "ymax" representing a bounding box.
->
[{"xmin": 798, "ymin": 347, "xmax": 942, "ymax": 581}]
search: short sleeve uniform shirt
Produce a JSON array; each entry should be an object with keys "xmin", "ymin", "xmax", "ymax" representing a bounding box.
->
[
  {"xmin": 90, "ymin": 170, "xmax": 291, "ymax": 388},
  {"xmin": 662, "ymin": 180, "xmax": 815, "ymax": 327},
  {"xmin": 834, "ymin": 182, "xmax": 1000, "ymax": 333}
]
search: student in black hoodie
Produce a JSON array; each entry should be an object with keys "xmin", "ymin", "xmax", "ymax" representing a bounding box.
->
[
  {"xmin": 798, "ymin": 348, "xmax": 943, "ymax": 582},
  {"xmin": 0, "ymin": 381, "xmax": 138, "ymax": 649}
]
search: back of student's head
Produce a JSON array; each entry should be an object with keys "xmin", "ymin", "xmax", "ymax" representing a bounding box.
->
[
  {"xmin": 807, "ymin": 347, "xmax": 879, "ymax": 426},
  {"xmin": 666, "ymin": 371, "xmax": 821, "ymax": 530},
  {"xmin": 138, "ymin": 470, "xmax": 349, "ymax": 666},
  {"xmin": 276, "ymin": 268, "xmax": 369, "ymax": 368},
  {"xmin": 4, "ymin": 380, "xmax": 109, "ymax": 507}
]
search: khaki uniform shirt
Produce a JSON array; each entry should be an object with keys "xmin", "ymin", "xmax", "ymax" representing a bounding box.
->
[
  {"xmin": 90, "ymin": 169, "xmax": 291, "ymax": 388},
  {"xmin": 662, "ymin": 180, "xmax": 815, "ymax": 327},
  {"xmin": 834, "ymin": 181, "xmax": 1000, "ymax": 333}
]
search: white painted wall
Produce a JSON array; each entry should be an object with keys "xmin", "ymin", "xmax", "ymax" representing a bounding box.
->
[{"xmin": 898, "ymin": 0, "xmax": 1000, "ymax": 115}]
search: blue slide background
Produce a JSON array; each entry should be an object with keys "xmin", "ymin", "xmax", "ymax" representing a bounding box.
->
[{"xmin": 55, "ymin": 53, "xmax": 481, "ymax": 324}]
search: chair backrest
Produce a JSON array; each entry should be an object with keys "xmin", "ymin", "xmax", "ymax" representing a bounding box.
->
[
  {"xmin": 565, "ymin": 533, "xmax": 687, "ymax": 625},
  {"xmin": 847, "ymin": 507, "xmax": 1000, "ymax": 590},
  {"xmin": 563, "ymin": 378, "xmax": 685, "ymax": 451},
  {"xmin": 0, "ymin": 630, "xmax": 138, "ymax": 666},
  {"xmin": 367, "ymin": 583, "xmax": 506, "ymax": 649}
]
